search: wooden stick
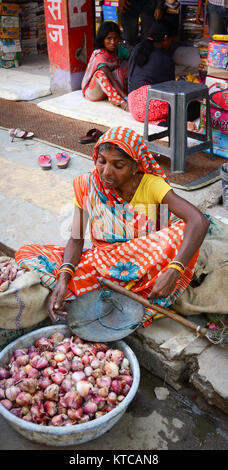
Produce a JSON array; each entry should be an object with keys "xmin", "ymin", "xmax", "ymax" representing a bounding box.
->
[{"xmin": 98, "ymin": 277, "xmax": 208, "ymax": 338}]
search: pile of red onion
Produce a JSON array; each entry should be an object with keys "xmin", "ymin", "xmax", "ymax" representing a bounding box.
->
[
  {"xmin": 0, "ymin": 259, "xmax": 25, "ymax": 292},
  {"xmin": 0, "ymin": 333, "xmax": 133, "ymax": 426}
]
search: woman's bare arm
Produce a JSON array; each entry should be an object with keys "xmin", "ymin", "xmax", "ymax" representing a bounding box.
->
[{"xmin": 149, "ymin": 189, "xmax": 209, "ymax": 299}]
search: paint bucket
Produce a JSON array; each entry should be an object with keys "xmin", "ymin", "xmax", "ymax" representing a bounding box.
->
[{"xmin": 221, "ymin": 162, "xmax": 228, "ymax": 209}]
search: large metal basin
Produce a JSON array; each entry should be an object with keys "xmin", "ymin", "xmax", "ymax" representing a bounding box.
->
[{"xmin": 0, "ymin": 325, "xmax": 140, "ymax": 447}]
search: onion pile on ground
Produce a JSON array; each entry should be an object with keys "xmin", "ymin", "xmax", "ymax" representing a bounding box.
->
[
  {"xmin": 0, "ymin": 333, "xmax": 133, "ymax": 426},
  {"xmin": 0, "ymin": 259, "xmax": 25, "ymax": 292}
]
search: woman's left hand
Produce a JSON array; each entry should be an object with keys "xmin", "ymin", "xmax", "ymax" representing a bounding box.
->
[{"xmin": 149, "ymin": 269, "xmax": 181, "ymax": 299}]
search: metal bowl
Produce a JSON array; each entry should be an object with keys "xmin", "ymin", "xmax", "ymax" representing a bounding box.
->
[{"xmin": 0, "ymin": 325, "xmax": 140, "ymax": 446}]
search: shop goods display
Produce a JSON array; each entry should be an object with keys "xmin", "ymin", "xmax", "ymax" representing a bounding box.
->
[
  {"xmin": 0, "ymin": 2, "xmax": 20, "ymax": 67},
  {"xmin": 207, "ymin": 40, "xmax": 228, "ymax": 79}
]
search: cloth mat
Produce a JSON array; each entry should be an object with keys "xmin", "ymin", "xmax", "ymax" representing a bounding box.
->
[
  {"xmin": 0, "ymin": 69, "xmax": 51, "ymax": 101},
  {"xmin": 38, "ymin": 90, "xmax": 162, "ymax": 137},
  {"xmin": 0, "ymin": 97, "xmax": 226, "ymax": 188},
  {"xmin": 174, "ymin": 215, "xmax": 228, "ymax": 316}
]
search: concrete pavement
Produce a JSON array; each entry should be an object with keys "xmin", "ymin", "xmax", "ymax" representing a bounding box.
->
[{"xmin": 1, "ymin": 127, "xmax": 228, "ymax": 449}]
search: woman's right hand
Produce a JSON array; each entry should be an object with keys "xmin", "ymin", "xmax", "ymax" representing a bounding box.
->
[{"xmin": 49, "ymin": 278, "xmax": 69, "ymax": 321}]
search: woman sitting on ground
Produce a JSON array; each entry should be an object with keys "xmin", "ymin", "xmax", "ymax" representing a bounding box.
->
[
  {"xmin": 15, "ymin": 127, "xmax": 209, "ymax": 326},
  {"xmin": 81, "ymin": 21, "xmax": 129, "ymax": 111},
  {"xmin": 128, "ymin": 20, "xmax": 175, "ymax": 123}
]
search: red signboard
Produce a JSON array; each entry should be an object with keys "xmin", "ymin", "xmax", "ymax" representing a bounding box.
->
[{"xmin": 44, "ymin": 0, "xmax": 94, "ymax": 73}]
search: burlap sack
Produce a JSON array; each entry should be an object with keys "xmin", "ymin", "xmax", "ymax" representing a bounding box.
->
[
  {"xmin": 174, "ymin": 215, "xmax": 228, "ymax": 316},
  {"xmin": 0, "ymin": 257, "xmax": 49, "ymax": 329}
]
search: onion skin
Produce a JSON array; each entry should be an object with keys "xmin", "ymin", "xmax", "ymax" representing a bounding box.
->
[{"xmin": 44, "ymin": 384, "xmax": 59, "ymax": 402}]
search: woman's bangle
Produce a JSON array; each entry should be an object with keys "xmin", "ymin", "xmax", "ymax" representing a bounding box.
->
[
  {"xmin": 169, "ymin": 260, "xmax": 185, "ymax": 271},
  {"xmin": 58, "ymin": 267, "xmax": 74, "ymax": 277},
  {"xmin": 167, "ymin": 264, "xmax": 185, "ymax": 276},
  {"xmin": 59, "ymin": 262, "xmax": 75, "ymax": 271}
]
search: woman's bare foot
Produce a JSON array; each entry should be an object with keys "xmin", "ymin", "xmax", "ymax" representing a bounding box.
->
[
  {"xmin": 187, "ymin": 121, "xmax": 198, "ymax": 132},
  {"xmin": 120, "ymin": 100, "xmax": 129, "ymax": 111}
]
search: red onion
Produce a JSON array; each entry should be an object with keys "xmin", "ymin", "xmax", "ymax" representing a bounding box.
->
[
  {"xmin": 13, "ymin": 369, "xmax": 27, "ymax": 382},
  {"xmin": 43, "ymin": 366, "xmax": 55, "ymax": 377},
  {"xmin": 28, "ymin": 368, "xmax": 40, "ymax": 379},
  {"xmin": 23, "ymin": 412, "xmax": 33, "ymax": 422},
  {"xmin": 55, "ymin": 342, "xmax": 71, "ymax": 353},
  {"xmin": 104, "ymin": 362, "xmax": 119, "ymax": 378},
  {"xmin": 14, "ymin": 349, "xmax": 27, "ymax": 359},
  {"xmin": 122, "ymin": 384, "xmax": 131, "ymax": 396},
  {"xmin": 64, "ymin": 390, "xmax": 83, "ymax": 409},
  {"xmin": 49, "ymin": 332, "xmax": 65, "ymax": 346},
  {"xmin": 35, "ymin": 337, "xmax": 52, "ymax": 352},
  {"xmin": 71, "ymin": 371, "xmax": 86, "ymax": 383},
  {"xmin": 30, "ymin": 355, "xmax": 48, "ymax": 369},
  {"xmin": 76, "ymin": 380, "xmax": 92, "ymax": 397},
  {"xmin": 1, "ymin": 399, "xmax": 13, "ymax": 410},
  {"xmin": 5, "ymin": 385, "xmax": 20, "ymax": 401},
  {"xmin": 44, "ymin": 384, "xmax": 59, "ymax": 402},
  {"xmin": 81, "ymin": 354, "xmax": 90, "ymax": 366},
  {"xmin": 30, "ymin": 404, "xmax": 45, "ymax": 423},
  {"xmin": 70, "ymin": 344, "xmax": 83, "ymax": 357},
  {"xmin": 120, "ymin": 375, "xmax": 133, "ymax": 387},
  {"xmin": 10, "ymin": 408, "xmax": 23, "ymax": 418},
  {"xmin": 96, "ymin": 376, "xmax": 112, "ymax": 389},
  {"xmin": 0, "ymin": 368, "xmax": 10, "ymax": 380},
  {"xmin": 32, "ymin": 390, "xmax": 44, "ymax": 405},
  {"xmin": 106, "ymin": 349, "xmax": 124, "ymax": 365},
  {"xmin": 84, "ymin": 366, "xmax": 93, "ymax": 377},
  {"xmin": 97, "ymin": 386, "xmax": 109, "ymax": 398},
  {"xmin": 0, "ymin": 388, "xmax": 5, "ymax": 399},
  {"xmin": 44, "ymin": 400, "xmax": 57, "ymax": 417},
  {"xmin": 79, "ymin": 414, "xmax": 90, "ymax": 423},
  {"xmin": 83, "ymin": 400, "xmax": 97, "ymax": 416},
  {"xmin": 107, "ymin": 392, "xmax": 117, "ymax": 405},
  {"xmin": 71, "ymin": 358, "xmax": 84, "ymax": 371},
  {"xmin": 16, "ymin": 392, "xmax": 32, "ymax": 407},
  {"xmin": 42, "ymin": 351, "xmax": 54, "ymax": 362},
  {"xmin": 54, "ymin": 352, "xmax": 66, "ymax": 363},
  {"xmin": 18, "ymin": 378, "xmax": 37, "ymax": 394},
  {"xmin": 117, "ymin": 395, "xmax": 125, "ymax": 402},
  {"xmin": 38, "ymin": 376, "xmax": 52, "ymax": 390},
  {"xmin": 72, "ymin": 336, "xmax": 84, "ymax": 345},
  {"xmin": 60, "ymin": 377, "xmax": 73, "ymax": 393},
  {"xmin": 94, "ymin": 342, "xmax": 109, "ymax": 352},
  {"xmin": 16, "ymin": 354, "xmax": 29, "ymax": 367},
  {"xmin": 50, "ymin": 414, "xmax": 66, "ymax": 426},
  {"xmin": 90, "ymin": 358, "xmax": 100, "ymax": 369},
  {"xmin": 111, "ymin": 380, "xmax": 122, "ymax": 394},
  {"xmin": 4, "ymin": 378, "xmax": 16, "ymax": 388},
  {"xmin": 51, "ymin": 372, "xmax": 64, "ymax": 385},
  {"xmin": 96, "ymin": 351, "xmax": 106, "ymax": 360}
]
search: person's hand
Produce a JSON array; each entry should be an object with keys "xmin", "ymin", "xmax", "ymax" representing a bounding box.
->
[
  {"xmin": 154, "ymin": 8, "xmax": 163, "ymax": 20},
  {"xmin": 149, "ymin": 268, "xmax": 181, "ymax": 300},
  {"xmin": 49, "ymin": 278, "xmax": 69, "ymax": 321},
  {"xmin": 119, "ymin": 0, "xmax": 132, "ymax": 14}
]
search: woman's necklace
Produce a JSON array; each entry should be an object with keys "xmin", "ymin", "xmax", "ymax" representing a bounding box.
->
[{"xmin": 117, "ymin": 174, "xmax": 143, "ymax": 203}]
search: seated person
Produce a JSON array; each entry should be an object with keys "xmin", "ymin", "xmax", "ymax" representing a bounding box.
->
[
  {"xmin": 81, "ymin": 21, "xmax": 129, "ymax": 111},
  {"xmin": 15, "ymin": 127, "xmax": 209, "ymax": 327}
]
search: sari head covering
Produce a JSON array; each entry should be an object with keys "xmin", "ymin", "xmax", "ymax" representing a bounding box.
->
[{"xmin": 93, "ymin": 126, "xmax": 169, "ymax": 183}]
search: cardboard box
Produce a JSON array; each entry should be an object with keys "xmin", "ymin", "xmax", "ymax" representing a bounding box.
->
[
  {"xmin": 0, "ymin": 3, "xmax": 19, "ymax": 16},
  {"xmin": 0, "ymin": 27, "xmax": 19, "ymax": 39},
  {"xmin": 102, "ymin": 5, "xmax": 118, "ymax": 21},
  {"xmin": 0, "ymin": 16, "xmax": 19, "ymax": 28}
]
